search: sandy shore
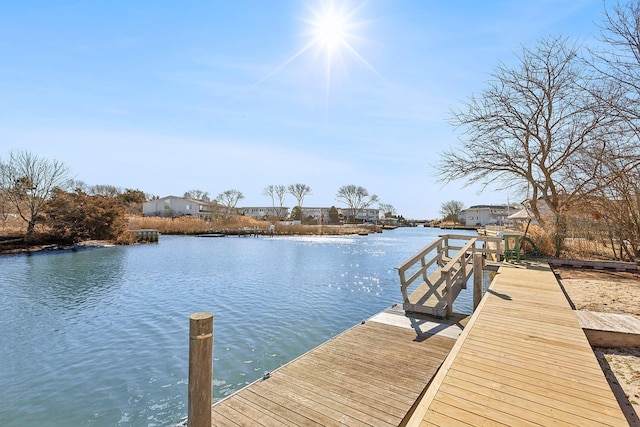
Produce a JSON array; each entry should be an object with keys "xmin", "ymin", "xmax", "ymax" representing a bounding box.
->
[{"xmin": 553, "ymin": 267, "xmax": 640, "ymax": 425}]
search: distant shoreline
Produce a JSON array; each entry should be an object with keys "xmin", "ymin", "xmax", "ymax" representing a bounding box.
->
[
  {"xmin": 0, "ymin": 239, "xmax": 116, "ymax": 257},
  {"xmin": 197, "ymin": 224, "xmax": 385, "ymax": 237},
  {"xmin": 0, "ymin": 225, "xmax": 389, "ymax": 256}
]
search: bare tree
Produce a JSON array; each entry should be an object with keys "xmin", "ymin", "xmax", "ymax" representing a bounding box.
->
[
  {"xmin": 438, "ymin": 36, "xmax": 637, "ymax": 255},
  {"xmin": 579, "ymin": 2, "xmax": 640, "ymax": 262},
  {"xmin": 336, "ymin": 185, "xmax": 379, "ymax": 223},
  {"xmin": 440, "ymin": 200, "xmax": 465, "ymax": 223},
  {"xmin": 288, "ymin": 183, "xmax": 312, "ymax": 222},
  {"xmin": 90, "ymin": 184, "xmax": 121, "ymax": 197},
  {"xmin": 184, "ymin": 190, "xmax": 210, "ymax": 201},
  {"xmin": 0, "ymin": 187, "xmax": 10, "ymax": 225},
  {"xmin": 0, "ymin": 150, "xmax": 70, "ymax": 240},
  {"xmin": 263, "ymin": 185, "xmax": 287, "ymax": 219},
  {"xmin": 583, "ymin": 159, "xmax": 640, "ymax": 261},
  {"xmin": 591, "ymin": 1, "xmax": 640, "ymax": 128},
  {"xmin": 378, "ymin": 203, "xmax": 397, "ymax": 218},
  {"xmin": 67, "ymin": 179, "xmax": 89, "ymax": 193},
  {"xmin": 215, "ymin": 189, "xmax": 244, "ymax": 218}
]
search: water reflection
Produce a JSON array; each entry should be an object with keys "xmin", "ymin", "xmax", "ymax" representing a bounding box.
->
[{"xmin": 23, "ymin": 246, "xmax": 126, "ymax": 309}]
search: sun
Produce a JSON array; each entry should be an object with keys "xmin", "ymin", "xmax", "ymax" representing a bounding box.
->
[
  {"xmin": 248, "ymin": 1, "xmax": 383, "ymax": 111},
  {"xmin": 311, "ymin": 6, "xmax": 350, "ymax": 58},
  {"xmin": 304, "ymin": 1, "xmax": 383, "ymax": 101}
]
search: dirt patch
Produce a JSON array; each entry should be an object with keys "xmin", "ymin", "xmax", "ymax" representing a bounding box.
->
[
  {"xmin": 593, "ymin": 347, "xmax": 640, "ymax": 426},
  {"xmin": 553, "ymin": 266, "xmax": 640, "ymax": 425},
  {"xmin": 553, "ymin": 267, "xmax": 640, "ymax": 318}
]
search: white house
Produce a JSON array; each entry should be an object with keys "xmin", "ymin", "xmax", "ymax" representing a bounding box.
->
[
  {"xmin": 298, "ymin": 207, "xmax": 379, "ymax": 223},
  {"xmin": 458, "ymin": 205, "xmax": 520, "ymax": 226},
  {"xmin": 298, "ymin": 207, "xmax": 330, "ymax": 223},
  {"xmin": 143, "ymin": 196, "xmax": 218, "ymax": 220},
  {"xmin": 143, "ymin": 197, "xmax": 380, "ymax": 224},
  {"xmin": 339, "ymin": 207, "xmax": 380, "ymax": 223},
  {"xmin": 240, "ymin": 206, "xmax": 290, "ymax": 219}
]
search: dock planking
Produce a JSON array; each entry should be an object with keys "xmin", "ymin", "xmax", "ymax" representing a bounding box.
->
[
  {"xmin": 210, "ymin": 308, "xmax": 465, "ymax": 426},
  {"xmin": 406, "ymin": 262, "xmax": 629, "ymax": 427}
]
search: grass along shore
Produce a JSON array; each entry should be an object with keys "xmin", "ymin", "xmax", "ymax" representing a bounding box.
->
[
  {"xmin": 0, "ymin": 215, "xmax": 382, "ymax": 255},
  {"xmin": 129, "ymin": 215, "xmax": 382, "ymax": 236}
]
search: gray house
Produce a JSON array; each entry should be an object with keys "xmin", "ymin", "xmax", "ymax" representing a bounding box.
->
[
  {"xmin": 240, "ymin": 206, "xmax": 290, "ymax": 219},
  {"xmin": 458, "ymin": 205, "xmax": 520, "ymax": 226},
  {"xmin": 143, "ymin": 196, "xmax": 218, "ymax": 220}
]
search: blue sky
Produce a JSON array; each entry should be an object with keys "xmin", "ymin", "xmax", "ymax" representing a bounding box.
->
[{"xmin": 1, "ymin": 0, "xmax": 606, "ymax": 218}]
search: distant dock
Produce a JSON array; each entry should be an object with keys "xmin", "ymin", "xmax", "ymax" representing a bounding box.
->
[{"xmin": 130, "ymin": 229, "xmax": 159, "ymax": 242}]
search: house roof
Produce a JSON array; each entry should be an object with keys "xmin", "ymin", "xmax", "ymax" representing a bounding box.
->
[{"xmin": 507, "ymin": 208, "xmax": 532, "ymax": 220}]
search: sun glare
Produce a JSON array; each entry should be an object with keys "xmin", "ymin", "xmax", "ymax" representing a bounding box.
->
[
  {"xmin": 313, "ymin": 7, "xmax": 348, "ymax": 57},
  {"xmin": 304, "ymin": 1, "xmax": 383, "ymax": 98},
  {"xmin": 248, "ymin": 1, "xmax": 383, "ymax": 113}
]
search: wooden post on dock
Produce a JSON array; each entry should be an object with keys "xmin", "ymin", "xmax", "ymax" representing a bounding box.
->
[
  {"xmin": 473, "ymin": 253, "xmax": 484, "ymax": 310},
  {"xmin": 189, "ymin": 312, "xmax": 213, "ymax": 427}
]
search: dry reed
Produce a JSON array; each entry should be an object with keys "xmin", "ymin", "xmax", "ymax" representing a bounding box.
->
[{"xmin": 129, "ymin": 215, "xmax": 268, "ymax": 234}]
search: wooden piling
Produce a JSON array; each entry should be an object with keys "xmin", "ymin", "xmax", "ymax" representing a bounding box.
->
[
  {"xmin": 473, "ymin": 253, "xmax": 483, "ymax": 310},
  {"xmin": 188, "ymin": 312, "xmax": 213, "ymax": 427}
]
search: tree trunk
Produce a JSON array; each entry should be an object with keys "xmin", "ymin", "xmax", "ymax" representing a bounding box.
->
[
  {"xmin": 553, "ymin": 214, "xmax": 566, "ymax": 258},
  {"xmin": 24, "ymin": 220, "xmax": 36, "ymax": 242}
]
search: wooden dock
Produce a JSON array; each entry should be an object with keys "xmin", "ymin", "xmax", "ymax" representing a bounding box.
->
[
  {"xmin": 130, "ymin": 229, "xmax": 159, "ymax": 242},
  {"xmin": 209, "ymin": 306, "xmax": 467, "ymax": 426},
  {"xmin": 405, "ymin": 262, "xmax": 628, "ymax": 426},
  {"xmin": 396, "ymin": 234, "xmax": 503, "ymax": 318}
]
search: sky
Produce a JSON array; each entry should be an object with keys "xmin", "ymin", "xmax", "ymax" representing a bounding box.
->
[{"xmin": 0, "ymin": 0, "xmax": 610, "ymax": 219}]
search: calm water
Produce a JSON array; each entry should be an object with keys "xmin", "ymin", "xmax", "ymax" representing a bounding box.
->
[{"xmin": 0, "ymin": 227, "xmax": 477, "ymax": 426}]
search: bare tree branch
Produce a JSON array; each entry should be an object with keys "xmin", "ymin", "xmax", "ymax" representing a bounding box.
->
[{"xmin": 0, "ymin": 150, "xmax": 70, "ymax": 240}]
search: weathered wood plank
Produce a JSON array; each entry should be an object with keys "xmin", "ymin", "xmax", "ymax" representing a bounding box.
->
[
  {"xmin": 250, "ymin": 377, "xmax": 351, "ymax": 427},
  {"xmin": 277, "ymin": 370, "xmax": 397, "ymax": 426},
  {"xmin": 232, "ymin": 395, "xmax": 299, "ymax": 427},
  {"xmin": 236, "ymin": 392, "xmax": 310, "ymax": 427},
  {"xmin": 280, "ymin": 362, "xmax": 403, "ymax": 421},
  {"xmin": 289, "ymin": 355, "xmax": 415, "ymax": 408},
  {"xmin": 211, "ymin": 403, "xmax": 267, "ymax": 427},
  {"xmin": 257, "ymin": 373, "xmax": 374, "ymax": 427},
  {"xmin": 211, "ymin": 312, "xmax": 457, "ymax": 426}
]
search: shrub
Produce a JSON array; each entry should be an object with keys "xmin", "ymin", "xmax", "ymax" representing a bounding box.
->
[
  {"xmin": 44, "ymin": 189, "xmax": 129, "ymax": 243},
  {"xmin": 524, "ymin": 224, "xmax": 555, "ymax": 257}
]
